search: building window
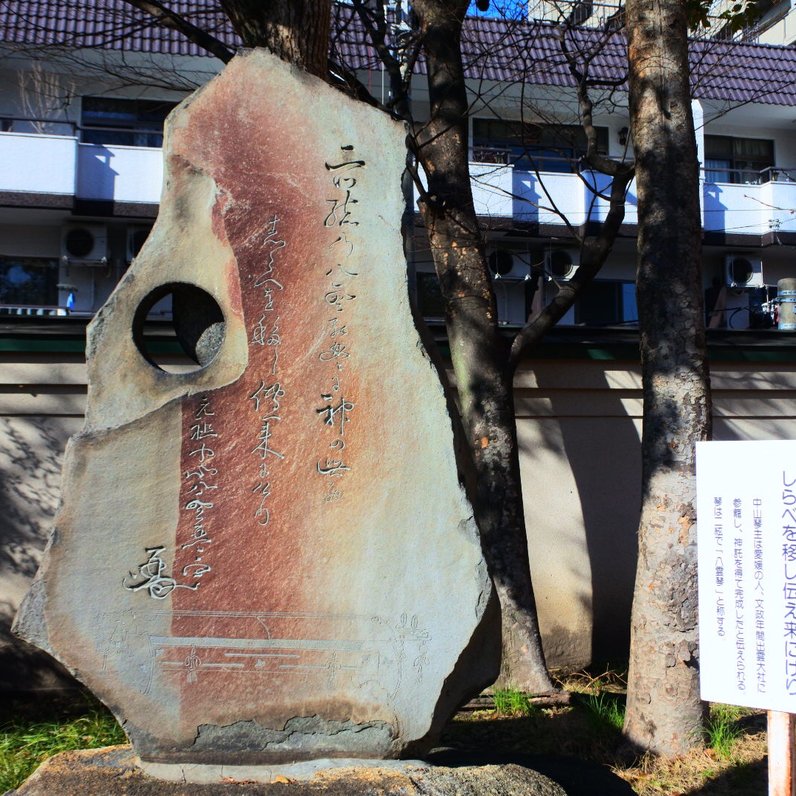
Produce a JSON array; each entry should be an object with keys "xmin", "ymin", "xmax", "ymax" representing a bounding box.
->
[
  {"xmin": 472, "ymin": 119, "xmax": 608, "ymax": 172},
  {"xmin": 80, "ymin": 97, "xmax": 177, "ymax": 147},
  {"xmin": 575, "ymin": 280, "xmax": 637, "ymax": 326},
  {"xmin": 704, "ymin": 135, "xmax": 774, "ymax": 184},
  {"xmin": 0, "ymin": 257, "xmax": 59, "ymax": 308}
]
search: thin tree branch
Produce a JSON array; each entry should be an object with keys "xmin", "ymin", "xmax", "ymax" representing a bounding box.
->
[
  {"xmin": 508, "ymin": 164, "xmax": 634, "ymax": 369},
  {"xmin": 327, "ymin": 57, "xmax": 387, "ymax": 111},
  {"xmin": 120, "ymin": 0, "xmax": 235, "ymax": 63}
]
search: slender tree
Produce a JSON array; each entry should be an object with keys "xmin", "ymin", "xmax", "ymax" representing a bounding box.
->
[
  {"xmin": 404, "ymin": 0, "xmax": 553, "ymax": 691},
  {"xmin": 622, "ymin": 0, "xmax": 712, "ymax": 756},
  {"xmin": 347, "ymin": 0, "xmax": 634, "ymax": 690}
]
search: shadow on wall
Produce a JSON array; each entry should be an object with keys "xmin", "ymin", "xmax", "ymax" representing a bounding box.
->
[
  {"xmin": 0, "ymin": 416, "xmax": 81, "ymax": 692},
  {"xmin": 518, "ymin": 361, "xmax": 641, "ymax": 667}
]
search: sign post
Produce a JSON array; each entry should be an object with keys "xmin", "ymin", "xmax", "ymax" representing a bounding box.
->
[
  {"xmin": 697, "ymin": 441, "xmax": 796, "ymax": 796},
  {"xmin": 768, "ymin": 711, "xmax": 795, "ymax": 796}
]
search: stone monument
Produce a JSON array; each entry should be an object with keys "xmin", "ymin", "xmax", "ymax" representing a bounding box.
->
[{"xmin": 14, "ymin": 49, "xmax": 499, "ymax": 778}]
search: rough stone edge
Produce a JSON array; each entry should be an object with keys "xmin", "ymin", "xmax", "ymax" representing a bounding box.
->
[
  {"xmin": 11, "ymin": 400, "xmax": 184, "ymax": 658},
  {"xmin": 405, "ymin": 570, "xmax": 502, "ymax": 757}
]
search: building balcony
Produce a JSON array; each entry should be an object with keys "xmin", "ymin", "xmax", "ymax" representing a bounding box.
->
[
  {"xmin": 0, "ymin": 131, "xmax": 77, "ymax": 197},
  {"xmin": 703, "ymin": 168, "xmax": 796, "ymax": 235},
  {"xmin": 0, "ymin": 128, "xmax": 162, "ymax": 206},
  {"xmin": 470, "ymin": 159, "xmax": 796, "ymax": 238},
  {"xmin": 470, "ymin": 162, "xmax": 639, "ymax": 227},
  {"xmin": 1, "ymin": 127, "xmax": 794, "ymax": 238}
]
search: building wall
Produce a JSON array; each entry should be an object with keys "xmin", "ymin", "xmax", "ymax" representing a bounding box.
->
[
  {"xmin": 2, "ymin": 340, "xmax": 795, "ymax": 689},
  {"xmin": 0, "ymin": 351, "xmax": 85, "ymax": 690}
]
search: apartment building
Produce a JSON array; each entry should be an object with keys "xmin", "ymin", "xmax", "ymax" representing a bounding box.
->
[
  {"xmin": 1, "ymin": 1, "xmax": 796, "ymax": 689},
  {"xmin": 1, "ymin": 6, "xmax": 794, "ymax": 330},
  {"xmin": 530, "ymin": 0, "xmax": 796, "ymax": 44}
]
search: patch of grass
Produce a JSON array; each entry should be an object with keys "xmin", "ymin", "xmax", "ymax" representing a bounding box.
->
[
  {"xmin": 705, "ymin": 703, "xmax": 745, "ymax": 760},
  {"xmin": 0, "ymin": 705, "xmax": 125, "ymax": 792},
  {"xmin": 580, "ymin": 691, "xmax": 626, "ymax": 734},
  {"xmin": 492, "ymin": 688, "xmax": 538, "ymax": 716}
]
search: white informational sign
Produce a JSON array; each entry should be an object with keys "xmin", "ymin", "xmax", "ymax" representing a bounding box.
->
[{"xmin": 697, "ymin": 440, "xmax": 796, "ymax": 711}]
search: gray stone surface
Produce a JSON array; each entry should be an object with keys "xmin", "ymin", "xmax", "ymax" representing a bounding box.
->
[
  {"xmin": 13, "ymin": 48, "xmax": 499, "ymax": 766},
  {"xmin": 10, "ymin": 746, "xmax": 567, "ymax": 795}
]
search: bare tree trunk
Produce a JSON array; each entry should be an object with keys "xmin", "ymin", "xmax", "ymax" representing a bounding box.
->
[
  {"xmin": 220, "ymin": 0, "xmax": 331, "ymax": 78},
  {"xmin": 413, "ymin": 0, "xmax": 555, "ymax": 693},
  {"xmin": 623, "ymin": 0, "xmax": 712, "ymax": 756}
]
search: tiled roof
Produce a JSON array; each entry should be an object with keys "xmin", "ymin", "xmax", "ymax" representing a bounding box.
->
[
  {"xmin": 0, "ymin": 0, "xmax": 236, "ymax": 55},
  {"xmin": 458, "ymin": 16, "xmax": 796, "ymax": 107},
  {"xmin": 1, "ymin": 0, "xmax": 795, "ymax": 106},
  {"xmin": 689, "ymin": 37, "xmax": 796, "ymax": 105}
]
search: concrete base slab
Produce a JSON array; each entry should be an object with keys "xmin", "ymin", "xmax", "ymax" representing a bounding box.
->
[{"xmin": 10, "ymin": 745, "xmax": 567, "ymax": 795}]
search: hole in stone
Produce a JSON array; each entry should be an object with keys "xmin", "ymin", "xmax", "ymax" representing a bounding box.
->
[{"xmin": 133, "ymin": 283, "xmax": 225, "ymax": 374}]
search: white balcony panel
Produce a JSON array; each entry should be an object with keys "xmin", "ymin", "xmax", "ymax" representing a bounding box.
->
[
  {"xmin": 513, "ymin": 171, "xmax": 587, "ymax": 225},
  {"xmin": 588, "ymin": 173, "xmax": 639, "ymax": 226},
  {"xmin": 702, "ymin": 179, "xmax": 796, "ymax": 235},
  {"xmin": 703, "ymin": 182, "xmax": 759, "ymax": 234},
  {"xmin": 77, "ymin": 143, "xmax": 163, "ymax": 204},
  {"xmin": 418, "ymin": 164, "xmax": 636, "ymax": 229},
  {"xmin": 470, "ymin": 162, "xmax": 513, "ymax": 217},
  {"xmin": 760, "ymin": 180, "xmax": 796, "ymax": 234},
  {"xmin": 623, "ymin": 179, "xmax": 638, "ymax": 225},
  {"xmin": 0, "ymin": 132, "xmax": 76, "ymax": 195}
]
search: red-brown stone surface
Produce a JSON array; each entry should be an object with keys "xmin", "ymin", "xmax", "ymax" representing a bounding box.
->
[{"xmin": 14, "ymin": 49, "xmax": 498, "ymax": 769}]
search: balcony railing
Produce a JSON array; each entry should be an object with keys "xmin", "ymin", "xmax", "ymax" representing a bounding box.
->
[
  {"xmin": 0, "ymin": 115, "xmax": 77, "ymax": 136},
  {"xmin": 471, "ymin": 145, "xmax": 584, "ymax": 173},
  {"xmin": 703, "ymin": 165, "xmax": 796, "ymax": 185}
]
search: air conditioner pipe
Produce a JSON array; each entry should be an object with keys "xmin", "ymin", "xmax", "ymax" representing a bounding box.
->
[{"xmin": 777, "ymin": 278, "xmax": 796, "ymax": 331}]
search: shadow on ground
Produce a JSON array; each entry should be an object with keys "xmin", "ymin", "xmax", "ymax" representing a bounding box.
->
[
  {"xmin": 683, "ymin": 758, "xmax": 767, "ymax": 795},
  {"xmin": 0, "ymin": 685, "xmax": 95, "ymax": 726},
  {"xmin": 434, "ymin": 711, "xmax": 635, "ymax": 796},
  {"xmin": 428, "ymin": 748, "xmax": 634, "ymax": 796}
]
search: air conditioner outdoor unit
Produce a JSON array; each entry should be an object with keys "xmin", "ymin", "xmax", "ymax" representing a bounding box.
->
[
  {"xmin": 725, "ymin": 254, "xmax": 763, "ymax": 288},
  {"xmin": 487, "ymin": 248, "xmax": 529, "ymax": 280},
  {"xmin": 126, "ymin": 225, "xmax": 151, "ymax": 263},
  {"xmin": 60, "ymin": 224, "xmax": 108, "ymax": 265},
  {"xmin": 545, "ymin": 249, "xmax": 579, "ymax": 281}
]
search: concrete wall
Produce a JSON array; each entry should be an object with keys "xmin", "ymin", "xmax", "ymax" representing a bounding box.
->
[
  {"xmin": 0, "ymin": 351, "xmax": 85, "ymax": 690},
  {"xmin": 2, "ymin": 341, "xmax": 795, "ymax": 689},
  {"xmin": 516, "ymin": 360, "xmax": 642, "ymax": 669},
  {"xmin": 517, "ymin": 356, "xmax": 796, "ymax": 669}
]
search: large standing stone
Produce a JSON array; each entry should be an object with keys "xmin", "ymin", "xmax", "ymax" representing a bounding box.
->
[{"xmin": 13, "ymin": 50, "xmax": 498, "ymax": 769}]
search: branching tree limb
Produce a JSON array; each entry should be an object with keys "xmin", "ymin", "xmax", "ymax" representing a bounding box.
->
[{"xmin": 122, "ymin": 0, "xmax": 235, "ymax": 63}]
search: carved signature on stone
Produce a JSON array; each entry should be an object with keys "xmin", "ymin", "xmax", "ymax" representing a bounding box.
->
[
  {"xmin": 185, "ymin": 645, "xmax": 201, "ymax": 684},
  {"xmin": 372, "ymin": 613, "xmax": 432, "ymax": 691},
  {"xmin": 123, "ymin": 546, "xmax": 200, "ymax": 600}
]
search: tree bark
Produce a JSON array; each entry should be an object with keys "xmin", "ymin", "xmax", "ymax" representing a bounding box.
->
[
  {"xmin": 413, "ymin": 0, "xmax": 555, "ymax": 693},
  {"xmin": 623, "ymin": 0, "xmax": 712, "ymax": 756},
  {"xmin": 220, "ymin": 0, "xmax": 331, "ymax": 78}
]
